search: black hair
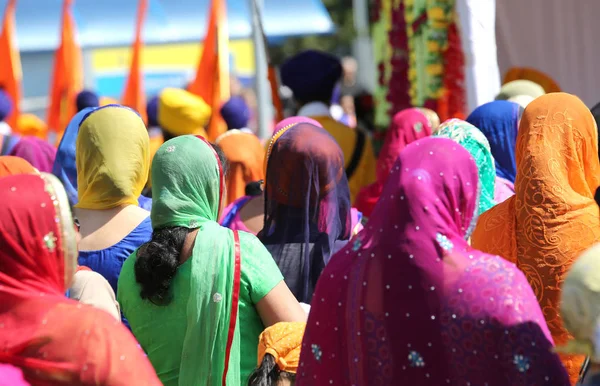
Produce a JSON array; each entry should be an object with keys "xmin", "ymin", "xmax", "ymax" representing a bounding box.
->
[
  {"xmin": 595, "ymin": 186, "xmax": 600, "ymax": 209},
  {"xmin": 211, "ymin": 142, "xmax": 229, "ymax": 177},
  {"xmin": 134, "ymin": 227, "xmax": 191, "ymax": 305},
  {"xmin": 161, "ymin": 129, "xmax": 175, "ymax": 142},
  {"xmin": 245, "ymin": 180, "xmax": 263, "ymax": 197},
  {"xmin": 247, "ymin": 354, "xmax": 295, "ymax": 386}
]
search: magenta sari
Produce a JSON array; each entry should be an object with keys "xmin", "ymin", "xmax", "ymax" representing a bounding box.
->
[{"xmin": 297, "ymin": 137, "xmax": 569, "ymax": 385}]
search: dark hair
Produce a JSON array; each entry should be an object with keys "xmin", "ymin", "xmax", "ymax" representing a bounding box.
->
[
  {"xmin": 134, "ymin": 227, "xmax": 191, "ymax": 305},
  {"xmin": 161, "ymin": 128, "xmax": 175, "ymax": 142},
  {"xmin": 595, "ymin": 186, "xmax": 600, "ymax": 208},
  {"xmin": 245, "ymin": 180, "xmax": 263, "ymax": 197},
  {"xmin": 247, "ymin": 354, "xmax": 295, "ymax": 386},
  {"xmin": 211, "ymin": 142, "xmax": 229, "ymax": 177}
]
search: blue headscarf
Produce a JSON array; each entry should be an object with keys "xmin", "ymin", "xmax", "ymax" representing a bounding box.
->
[
  {"xmin": 146, "ymin": 96, "xmax": 160, "ymax": 128},
  {"xmin": 0, "ymin": 90, "xmax": 14, "ymax": 122},
  {"xmin": 52, "ymin": 108, "xmax": 95, "ymax": 206},
  {"xmin": 466, "ymin": 101, "xmax": 520, "ymax": 183}
]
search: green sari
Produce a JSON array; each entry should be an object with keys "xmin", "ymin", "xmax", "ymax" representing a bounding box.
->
[
  {"xmin": 434, "ymin": 119, "xmax": 496, "ymax": 215},
  {"xmin": 151, "ymin": 135, "xmax": 241, "ymax": 385}
]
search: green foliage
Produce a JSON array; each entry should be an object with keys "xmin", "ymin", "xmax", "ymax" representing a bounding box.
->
[{"xmin": 269, "ymin": 0, "xmax": 356, "ymax": 65}]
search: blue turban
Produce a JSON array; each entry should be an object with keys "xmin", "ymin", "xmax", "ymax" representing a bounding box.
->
[
  {"xmin": 0, "ymin": 90, "xmax": 14, "ymax": 122},
  {"xmin": 76, "ymin": 90, "xmax": 100, "ymax": 112},
  {"xmin": 147, "ymin": 96, "xmax": 159, "ymax": 127},
  {"xmin": 280, "ymin": 50, "xmax": 342, "ymax": 103},
  {"xmin": 220, "ymin": 96, "xmax": 250, "ymax": 130}
]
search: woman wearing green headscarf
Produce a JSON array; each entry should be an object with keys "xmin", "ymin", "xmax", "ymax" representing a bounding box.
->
[
  {"xmin": 434, "ymin": 119, "xmax": 497, "ymax": 216},
  {"xmin": 117, "ymin": 135, "xmax": 305, "ymax": 386}
]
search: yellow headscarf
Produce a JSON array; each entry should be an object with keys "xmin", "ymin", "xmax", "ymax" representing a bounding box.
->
[
  {"xmin": 158, "ymin": 88, "xmax": 211, "ymax": 137},
  {"xmin": 257, "ymin": 322, "xmax": 306, "ymax": 374},
  {"xmin": 75, "ymin": 106, "xmax": 149, "ymax": 209}
]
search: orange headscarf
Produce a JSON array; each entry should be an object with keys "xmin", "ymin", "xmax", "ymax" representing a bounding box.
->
[
  {"xmin": 215, "ymin": 129, "xmax": 265, "ymax": 206},
  {"xmin": 0, "ymin": 156, "xmax": 37, "ymax": 177},
  {"xmin": 257, "ymin": 322, "xmax": 306, "ymax": 373},
  {"xmin": 471, "ymin": 92, "xmax": 600, "ymax": 384}
]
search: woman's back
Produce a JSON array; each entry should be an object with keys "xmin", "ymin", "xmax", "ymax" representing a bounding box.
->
[
  {"xmin": 73, "ymin": 106, "xmax": 152, "ymax": 296},
  {"xmin": 0, "ymin": 173, "xmax": 160, "ymax": 386},
  {"xmin": 119, "ymin": 229, "xmax": 283, "ymax": 385},
  {"xmin": 4, "ymin": 297, "xmax": 159, "ymax": 385},
  {"xmin": 119, "ymin": 136, "xmax": 303, "ymax": 385},
  {"xmin": 260, "ymin": 123, "xmax": 352, "ymax": 304}
]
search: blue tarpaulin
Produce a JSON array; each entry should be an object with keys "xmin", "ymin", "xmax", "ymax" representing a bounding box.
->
[{"xmin": 0, "ymin": 0, "xmax": 334, "ymax": 52}]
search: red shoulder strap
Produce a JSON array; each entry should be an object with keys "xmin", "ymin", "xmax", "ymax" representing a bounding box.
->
[{"xmin": 222, "ymin": 230, "xmax": 242, "ymax": 385}]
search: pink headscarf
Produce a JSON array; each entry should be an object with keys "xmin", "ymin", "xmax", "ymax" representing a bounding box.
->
[
  {"xmin": 297, "ymin": 137, "xmax": 569, "ymax": 385},
  {"xmin": 354, "ymin": 108, "xmax": 431, "ymax": 217},
  {"xmin": 273, "ymin": 116, "xmax": 323, "ymax": 136},
  {"xmin": 8, "ymin": 136, "xmax": 56, "ymax": 173},
  {"xmin": 0, "ymin": 365, "xmax": 29, "ymax": 386}
]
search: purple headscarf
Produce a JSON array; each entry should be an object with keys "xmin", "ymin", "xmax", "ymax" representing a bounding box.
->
[
  {"xmin": 9, "ymin": 136, "xmax": 56, "ymax": 173},
  {"xmin": 259, "ymin": 123, "xmax": 351, "ymax": 303},
  {"xmin": 220, "ymin": 96, "xmax": 250, "ymax": 130},
  {"xmin": 297, "ymin": 137, "xmax": 569, "ymax": 385}
]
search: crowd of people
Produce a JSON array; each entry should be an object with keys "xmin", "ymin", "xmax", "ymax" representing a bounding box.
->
[{"xmin": 1, "ymin": 47, "xmax": 600, "ymax": 386}]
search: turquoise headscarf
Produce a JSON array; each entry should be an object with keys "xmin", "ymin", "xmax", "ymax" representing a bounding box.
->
[
  {"xmin": 434, "ymin": 119, "xmax": 496, "ymax": 215},
  {"xmin": 151, "ymin": 135, "xmax": 241, "ymax": 385}
]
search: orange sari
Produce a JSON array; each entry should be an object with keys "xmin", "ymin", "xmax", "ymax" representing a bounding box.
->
[
  {"xmin": 216, "ymin": 129, "xmax": 265, "ymax": 206},
  {"xmin": 471, "ymin": 93, "xmax": 600, "ymax": 384}
]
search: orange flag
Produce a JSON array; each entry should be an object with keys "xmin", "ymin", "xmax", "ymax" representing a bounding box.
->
[
  {"xmin": 0, "ymin": 0, "xmax": 22, "ymax": 129},
  {"xmin": 188, "ymin": 0, "xmax": 230, "ymax": 141},
  {"xmin": 122, "ymin": 0, "xmax": 148, "ymax": 123},
  {"xmin": 47, "ymin": 0, "xmax": 83, "ymax": 134}
]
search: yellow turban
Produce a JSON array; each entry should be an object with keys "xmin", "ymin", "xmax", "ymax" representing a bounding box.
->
[
  {"xmin": 75, "ymin": 106, "xmax": 149, "ymax": 209},
  {"xmin": 16, "ymin": 114, "xmax": 48, "ymax": 139},
  {"xmin": 257, "ymin": 322, "xmax": 306, "ymax": 374},
  {"xmin": 158, "ymin": 88, "xmax": 211, "ymax": 137}
]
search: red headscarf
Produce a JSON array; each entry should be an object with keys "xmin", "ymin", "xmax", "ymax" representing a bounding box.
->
[
  {"xmin": 0, "ymin": 173, "xmax": 160, "ymax": 385},
  {"xmin": 354, "ymin": 108, "xmax": 432, "ymax": 217}
]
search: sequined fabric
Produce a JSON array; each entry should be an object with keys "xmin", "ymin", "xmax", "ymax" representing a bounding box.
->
[
  {"xmin": 297, "ymin": 137, "xmax": 569, "ymax": 385},
  {"xmin": 472, "ymin": 93, "xmax": 600, "ymax": 384},
  {"xmin": 434, "ymin": 119, "xmax": 497, "ymax": 215}
]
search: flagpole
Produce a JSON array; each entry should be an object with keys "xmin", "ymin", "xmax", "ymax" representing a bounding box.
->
[{"xmin": 248, "ymin": 0, "xmax": 270, "ymax": 140}]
